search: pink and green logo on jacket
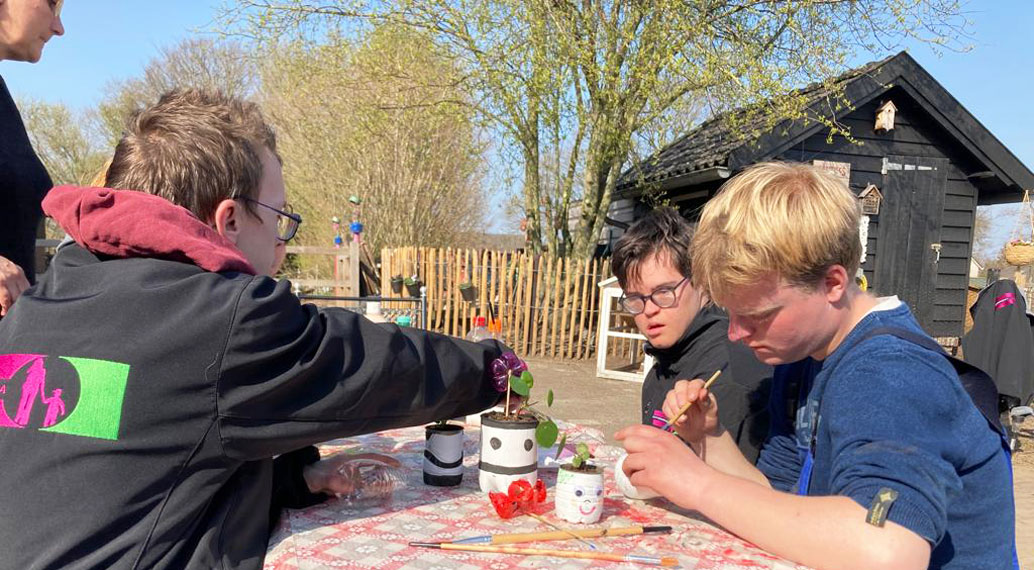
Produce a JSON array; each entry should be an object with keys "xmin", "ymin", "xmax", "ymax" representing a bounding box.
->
[{"xmin": 0, "ymin": 354, "xmax": 129, "ymax": 440}]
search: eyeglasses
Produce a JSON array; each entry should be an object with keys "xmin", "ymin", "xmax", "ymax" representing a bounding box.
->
[
  {"xmin": 619, "ymin": 276, "xmax": 689, "ymax": 315},
  {"xmin": 241, "ymin": 197, "xmax": 303, "ymax": 242},
  {"xmin": 52, "ymin": 0, "xmax": 64, "ymax": 18}
]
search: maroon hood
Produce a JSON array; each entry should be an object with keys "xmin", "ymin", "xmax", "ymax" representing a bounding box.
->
[{"xmin": 42, "ymin": 185, "xmax": 256, "ymax": 275}]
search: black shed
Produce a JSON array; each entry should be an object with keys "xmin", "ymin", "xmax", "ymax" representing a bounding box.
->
[{"xmin": 611, "ymin": 51, "xmax": 1034, "ymax": 339}]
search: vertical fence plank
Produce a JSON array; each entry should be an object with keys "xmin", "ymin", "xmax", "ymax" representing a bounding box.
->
[
  {"xmin": 548, "ymin": 257, "xmax": 564, "ymax": 358},
  {"xmin": 575, "ymin": 259, "xmax": 592, "ymax": 359},
  {"xmin": 519, "ymin": 255, "xmax": 533, "ymax": 354},
  {"xmin": 558, "ymin": 258, "xmax": 575, "ymax": 359},
  {"xmin": 531, "ymin": 255, "xmax": 549, "ymax": 357},
  {"xmin": 505, "ymin": 252, "xmax": 518, "ymax": 346}
]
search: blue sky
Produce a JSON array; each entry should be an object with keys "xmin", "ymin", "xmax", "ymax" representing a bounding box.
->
[{"xmin": 2, "ymin": 1, "xmax": 1032, "ymax": 251}]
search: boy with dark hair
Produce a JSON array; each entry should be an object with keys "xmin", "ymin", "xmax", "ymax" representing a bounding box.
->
[
  {"xmin": 0, "ymin": 89, "xmax": 508, "ymax": 570},
  {"xmin": 611, "ymin": 207, "xmax": 771, "ymax": 462}
]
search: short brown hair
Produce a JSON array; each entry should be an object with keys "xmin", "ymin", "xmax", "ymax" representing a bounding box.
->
[
  {"xmin": 612, "ymin": 207, "xmax": 693, "ymax": 287},
  {"xmin": 105, "ymin": 89, "xmax": 279, "ymax": 222},
  {"xmin": 692, "ymin": 161, "xmax": 862, "ymax": 304}
]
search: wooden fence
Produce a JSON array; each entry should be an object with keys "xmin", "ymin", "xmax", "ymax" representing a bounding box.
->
[{"xmin": 380, "ymin": 247, "xmax": 612, "ymax": 359}]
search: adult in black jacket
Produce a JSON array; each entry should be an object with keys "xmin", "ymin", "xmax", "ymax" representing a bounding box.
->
[
  {"xmin": 612, "ymin": 208, "xmax": 772, "ymax": 462},
  {"xmin": 0, "ymin": 90, "xmax": 507, "ymax": 570},
  {"xmin": 0, "ymin": 0, "xmax": 65, "ymax": 313}
]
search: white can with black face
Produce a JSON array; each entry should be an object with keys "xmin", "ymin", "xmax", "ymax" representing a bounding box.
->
[
  {"xmin": 478, "ymin": 413, "xmax": 538, "ymax": 493},
  {"xmin": 423, "ymin": 423, "xmax": 464, "ymax": 486}
]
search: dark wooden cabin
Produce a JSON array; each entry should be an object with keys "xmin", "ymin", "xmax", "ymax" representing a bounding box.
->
[{"xmin": 609, "ymin": 51, "xmax": 1034, "ymax": 340}]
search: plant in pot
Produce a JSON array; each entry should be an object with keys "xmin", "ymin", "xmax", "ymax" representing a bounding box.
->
[
  {"xmin": 404, "ymin": 275, "xmax": 423, "ymax": 297},
  {"xmin": 458, "ymin": 281, "xmax": 478, "ymax": 303},
  {"xmin": 554, "ymin": 442, "xmax": 604, "ymax": 524},
  {"xmin": 390, "ymin": 275, "xmax": 404, "ymax": 294},
  {"xmin": 478, "ymin": 352, "xmax": 559, "ymax": 493},
  {"xmin": 423, "ymin": 419, "xmax": 464, "ymax": 486}
]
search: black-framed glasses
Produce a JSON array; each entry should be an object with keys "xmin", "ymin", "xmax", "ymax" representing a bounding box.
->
[
  {"xmin": 619, "ymin": 276, "xmax": 689, "ymax": 315},
  {"xmin": 241, "ymin": 197, "xmax": 302, "ymax": 242}
]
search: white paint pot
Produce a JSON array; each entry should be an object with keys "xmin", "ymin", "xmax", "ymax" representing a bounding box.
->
[
  {"xmin": 613, "ymin": 452, "xmax": 660, "ymax": 500},
  {"xmin": 555, "ymin": 464, "xmax": 605, "ymax": 524},
  {"xmin": 424, "ymin": 423, "xmax": 464, "ymax": 486},
  {"xmin": 478, "ymin": 412, "xmax": 538, "ymax": 493}
]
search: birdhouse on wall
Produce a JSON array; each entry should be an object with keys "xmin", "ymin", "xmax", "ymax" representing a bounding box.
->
[
  {"xmin": 858, "ymin": 183, "xmax": 883, "ymax": 215},
  {"xmin": 875, "ymin": 100, "xmax": 898, "ymax": 133}
]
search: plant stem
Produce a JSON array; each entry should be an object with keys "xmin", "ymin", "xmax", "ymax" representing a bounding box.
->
[{"xmin": 505, "ymin": 386, "xmax": 511, "ymax": 418}]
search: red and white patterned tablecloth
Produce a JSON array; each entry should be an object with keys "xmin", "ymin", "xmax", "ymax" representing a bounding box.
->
[{"xmin": 265, "ymin": 422, "xmax": 808, "ymax": 570}]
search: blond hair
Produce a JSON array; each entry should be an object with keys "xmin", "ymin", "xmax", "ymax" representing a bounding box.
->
[{"xmin": 691, "ymin": 161, "xmax": 862, "ymax": 304}]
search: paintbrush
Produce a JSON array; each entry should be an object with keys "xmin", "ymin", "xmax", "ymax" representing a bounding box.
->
[
  {"xmin": 660, "ymin": 367, "xmax": 723, "ymax": 430},
  {"xmin": 448, "ymin": 524, "xmax": 673, "ymax": 546},
  {"xmin": 526, "ymin": 512, "xmax": 598, "ymax": 550},
  {"xmin": 409, "ymin": 542, "xmax": 679, "ymax": 567}
]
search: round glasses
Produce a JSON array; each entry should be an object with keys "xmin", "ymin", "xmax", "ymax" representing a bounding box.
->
[{"xmin": 619, "ymin": 276, "xmax": 689, "ymax": 315}]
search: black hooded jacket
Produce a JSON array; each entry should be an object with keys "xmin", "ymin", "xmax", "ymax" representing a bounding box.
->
[
  {"xmin": 961, "ymin": 279, "xmax": 1034, "ymax": 406},
  {"xmin": 0, "ymin": 186, "xmax": 505, "ymax": 569},
  {"xmin": 641, "ymin": 305, "xmax": 773, "ymax": 463}
]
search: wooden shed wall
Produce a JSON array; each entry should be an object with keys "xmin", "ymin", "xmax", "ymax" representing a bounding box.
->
[{"xmin": 775, "ymin": 92, "xmax": 979, "ymax": 337}]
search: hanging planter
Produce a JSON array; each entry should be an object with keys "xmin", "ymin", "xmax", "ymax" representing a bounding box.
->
[
  {"xmin": 423, "ymin": 422, "xmax": 464, "ymax": 487},
  {"xmin": 1004, "ymin": 189, "xmax": 1034, "ymax": 267},
  {"xmin": 404, "ymin": 276, "xmax": 423, "ymax": 297},
  {"xmin": 555, "ymin": 450, "xmax": 605, "ymax": 524},
  {"xmin": 459, "ymin": 282, "xmax": 478, "ymax": 303},
  {"xmin": 390, "ymin": 275, "xmax": 404, "ymax": 294}
]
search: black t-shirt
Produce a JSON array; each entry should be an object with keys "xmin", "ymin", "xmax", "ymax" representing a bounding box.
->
[
  {"xmin": 641, "ymin": 304, "xmax": 773, "ymax": 463},
  {"xmin": 0, "ymin": 75, "xmax": 52, "ymax": 283}
]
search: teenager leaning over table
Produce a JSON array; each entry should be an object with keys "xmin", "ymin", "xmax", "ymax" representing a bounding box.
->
[
  {"xmin": 0, "ymin": 89, "xmax": 512, "ymax": 570},
  {"xmin": 617, "ymin": 162, "xmax": 1016, "ymax": 569}
]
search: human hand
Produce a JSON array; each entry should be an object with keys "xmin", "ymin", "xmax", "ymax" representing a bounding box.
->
[
  {"xmin": 615, "ymin": 424, "xmax": 711, "ymax": 510},
  {"xmin": 303, "ymin": 452, "xmax": 401, "ymax": 496},
  {"xmin": 662, "ymin": 378, "xmax": 720, "ymax": 445},
  {"xmin": 0, "ymin": 256, "xmax": 29, "ymax": 317}
]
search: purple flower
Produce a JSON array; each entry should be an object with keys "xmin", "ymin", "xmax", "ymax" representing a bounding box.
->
[{"xmin": 490, "ymin": 358, "xmax": 510, "ymax": 393}]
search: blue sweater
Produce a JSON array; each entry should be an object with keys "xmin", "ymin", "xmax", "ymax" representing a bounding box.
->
[{"xmin": 756, "ymin": 303, "xmax": 1014, "ymax": 568}]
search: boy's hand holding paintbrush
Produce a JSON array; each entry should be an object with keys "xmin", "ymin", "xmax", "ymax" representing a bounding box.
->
[{"xmin": 659, "ymin": 369, "xmax": 723, "ymax": 449}]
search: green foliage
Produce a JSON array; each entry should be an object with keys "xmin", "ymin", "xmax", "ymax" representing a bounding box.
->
[
  {"xmin": 222, "ymin": 0, "xmax": 969, "ymax": 260},
  {"xmin": 508, "ymin": 370, "xmax": 533, "ymax": 397},
  {"xmin": 570, "ymin": 442, "xmax": 591, "ymax": 469}
]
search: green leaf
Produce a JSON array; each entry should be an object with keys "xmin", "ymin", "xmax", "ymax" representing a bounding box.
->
[
  {"xmin": 546, "ymin": 389, "xmax": 554, "ymax": 407},
  {"xmin": 553, "ymin": 432, "xmax": 568, "ymax": 462},
  {"xmin": 535, "ymin": 419, "xmax": 559, "ymax": 448},
  {"xmin": 509, "ymin": 374, "xmax": 531, "ymax": 396},
  {"xmin": 520, "ymin": 370, "xmax": 534, "ymax": 390},
  {"xmin": 575, "ymin": 442, "xmax": 590, "ymax": 460},
  {"xmin": 571, "ymin": 454, "xmax": 583, "ymax": 469}
]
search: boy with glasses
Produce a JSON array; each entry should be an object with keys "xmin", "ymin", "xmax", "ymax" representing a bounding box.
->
[
  {"xmin": 0, "ymin": 90, "xmax": 510, "ymax": 570},
  {"xmin": 612, "ymin": 208, "xmax": 771, "ymax": 462}
]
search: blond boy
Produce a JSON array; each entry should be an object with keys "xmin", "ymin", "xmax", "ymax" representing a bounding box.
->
[{"xmin": 617, "ymin": 162, "xmax": 1014, "ymax": 569}]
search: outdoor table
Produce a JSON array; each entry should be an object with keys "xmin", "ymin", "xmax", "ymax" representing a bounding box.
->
[{"xmin": 265, "ymin": 421, "xmax": 808, "ymax": 569}]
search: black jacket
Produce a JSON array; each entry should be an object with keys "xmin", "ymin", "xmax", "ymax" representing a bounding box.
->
[
  {"xmin": 0, "ymin": 75, "xmax": 52, "ymax": 283},
  {"xmin": 641, "ymin": 305, "xmax": 772, "ymax": 463},
  {"xmin": 0, "ymin": 243, "xmax": 504, "ymax": 569},
  {"xmin": 962, "ymin": 279, "xmax": 1034, "ymax": 406}
]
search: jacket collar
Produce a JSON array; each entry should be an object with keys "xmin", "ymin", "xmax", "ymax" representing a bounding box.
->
[{"xmin": 42, "ymin": 185, "xmax": 256, "ymax": 275}]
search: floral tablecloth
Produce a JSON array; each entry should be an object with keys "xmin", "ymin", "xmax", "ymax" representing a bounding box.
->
[{"xmin": 265, "ymin": 422, "xmax": 808, "ymax": 570}]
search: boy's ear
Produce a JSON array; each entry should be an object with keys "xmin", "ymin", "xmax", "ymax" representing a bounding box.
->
[
  {"xmin": 212, "ymin": 199, "xmax": 242, "ymax": 245},
  {"xmin": 823, "ymin": 264, "xmax": 850, "ymax": 303}
]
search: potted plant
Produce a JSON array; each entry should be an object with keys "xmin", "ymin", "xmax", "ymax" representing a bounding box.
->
[
  {"xmin": 423, "ymin": 419, "xmax": 464, "ymax": 487},
  {"xmin": 554, "ymin": 442, "xmax": 604, "ymax": 524},
  {"xmin": 404, "ymin": 275, "xmax": 423, "ymax": 297},
  {"xmin": 478, "ymin": 352, "xmax": 559, "ymax": 493},
  {"xmin": 390, "ymin": 275, "xmax": 404, "ymax": 294},
  {"xmin": 458, "ymin": 281, "xmax": 478, "ymax": 303}
]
